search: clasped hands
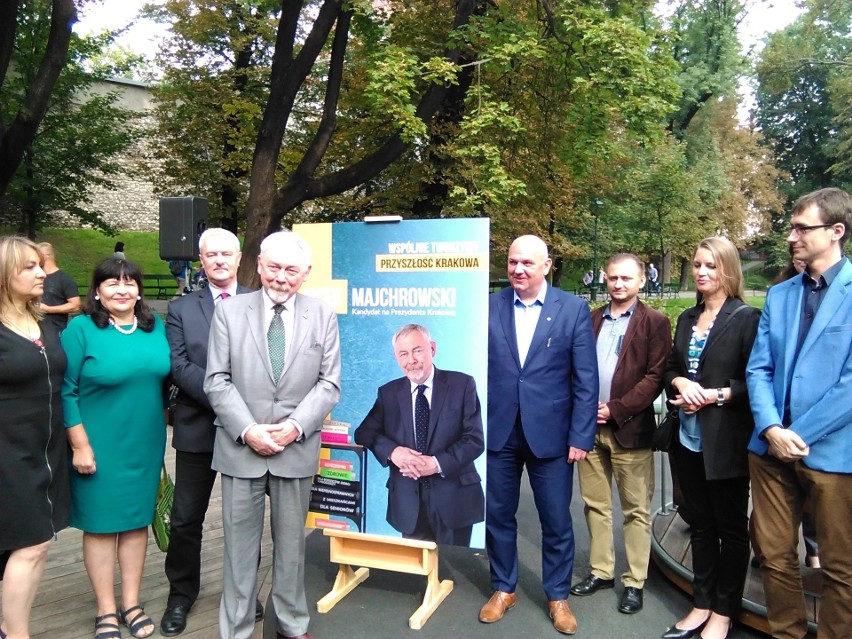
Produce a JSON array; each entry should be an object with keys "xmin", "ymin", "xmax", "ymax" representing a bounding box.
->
[
  {"xmin": 670, "ymin": 379, "xmax": 718, "ymax": 414},
  {"xmin": 245, "ymin": 421, "xmax": 299, "ymax": 456},
  {"xmin": 764, "ymin": 425, "xmax": 809, "ymax": 462},
  {"xmin": 390, "ymin": 446, "xmax": 439, "ymax": 479}
]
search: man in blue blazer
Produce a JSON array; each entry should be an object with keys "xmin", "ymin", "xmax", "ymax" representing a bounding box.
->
[
  {"xmin": 354, "ymin": 323, "xmax": 485, "ymax": 545},
  {"xmin": 480, "ymin": 235, "xmax": 598, "ymax": 635},
  {"xmin": 747, "ymin": 187, "xmax": 852, "ymax": 639},
  {"xmin": 161, "ymin": 229, "xmax": 256, "ymax": 636}
]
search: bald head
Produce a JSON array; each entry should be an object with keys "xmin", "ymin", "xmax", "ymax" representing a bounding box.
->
[{"xmin": 507, "ymin": 235, "xmax": 551, "ymax": 302}]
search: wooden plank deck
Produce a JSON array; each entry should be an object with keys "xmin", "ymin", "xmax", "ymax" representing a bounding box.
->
[{"xmin": 17, "ymin": 430, "xmax": 278, "ymax": 639}]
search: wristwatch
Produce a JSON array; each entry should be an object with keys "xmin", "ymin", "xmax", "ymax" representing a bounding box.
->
[{"xmin": 716, "ymin": 388, "xmax": 725, "ymax": 406}]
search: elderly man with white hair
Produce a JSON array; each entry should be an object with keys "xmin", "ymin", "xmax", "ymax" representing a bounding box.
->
[{"xmin": 204, "ymin": 231, "xmax": 341, "ymax": 639}]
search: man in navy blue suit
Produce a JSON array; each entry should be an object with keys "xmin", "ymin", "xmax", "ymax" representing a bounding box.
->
[
  {"xmin": 160, "ymin": 228, "xmax": 257, "ymax": 636},
  {"xmin": 355, "ymin": 323, "xmax": 485, "ymax": 545},
  {"xmin": 480, "ymin": 235, "xmax": 598, "ymax": 635}
]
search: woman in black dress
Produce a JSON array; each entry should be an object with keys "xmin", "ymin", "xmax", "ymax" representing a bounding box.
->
[{"xmin": 0, "ymin": 236, "xmax": 69, "ymax": 639}]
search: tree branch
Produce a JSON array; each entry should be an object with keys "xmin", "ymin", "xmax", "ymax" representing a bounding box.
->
[{"xmin": 292, "ymin": 8, "xmax": 352, "ymax": 181}]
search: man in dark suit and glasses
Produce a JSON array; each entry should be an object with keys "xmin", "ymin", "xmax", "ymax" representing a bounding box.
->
[
  {"xmin": 160, "ymin": 228, "xmax": 256, "ymax": 636},
  {"xmin": 480, "ymin": 235, "xmax": 598, "ymax": 636},
  {"xmin": 355, "ymin": 323, "xmax": 485, "ymax": 545}
]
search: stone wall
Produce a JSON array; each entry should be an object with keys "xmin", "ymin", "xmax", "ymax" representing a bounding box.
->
[{"xmin": 1, "ymin": 78, "xmax": 163, "ymax": 232}]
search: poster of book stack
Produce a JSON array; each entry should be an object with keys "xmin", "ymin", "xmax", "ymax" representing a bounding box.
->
[{"xmin": 306, "ymin": 419, "xmax": 366, "ymax": 532}]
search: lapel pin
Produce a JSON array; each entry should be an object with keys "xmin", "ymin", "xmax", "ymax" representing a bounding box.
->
[{"xmin": 547, "ymin": 317, "xmax": 552, "ymax": 321}]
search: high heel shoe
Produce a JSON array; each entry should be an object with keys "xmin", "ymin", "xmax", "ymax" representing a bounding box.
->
[
  {"xmin": 700, "ymin": 618, "xmax": 732, "ymax": 639},
  {"xmin": 661, "ymin": 620, "xmax": 707, "ymax": 639}
]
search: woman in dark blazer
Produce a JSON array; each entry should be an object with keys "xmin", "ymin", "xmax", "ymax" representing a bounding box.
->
[{"xmin": 661, "ymin": 237, "xmax": 760, "ymax": 639}]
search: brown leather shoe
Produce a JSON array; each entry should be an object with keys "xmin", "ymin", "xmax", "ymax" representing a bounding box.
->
[
  {"xmin": 548, "ymin": 599, "xmax": 577, "ymax": 635},
  {"xmin": 479, "ymin": 591, "xmax": 517, "ymax": 623}
]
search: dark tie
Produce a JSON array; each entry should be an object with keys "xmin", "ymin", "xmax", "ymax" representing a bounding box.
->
[
  {"xmin": 268, "ymin": 304, "xmax": 286, "ymax": 383},
  {"xmin": 414, "ymin": 384, "xmax": 430, "ymax": 454}
]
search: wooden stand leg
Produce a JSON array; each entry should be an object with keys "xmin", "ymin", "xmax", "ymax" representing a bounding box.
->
[
  {"xmin": 408, "ymin": 566, "xmax": 454, "ymax": 629},
  {"xmin": 316, "ymin": 530, "xmax": 454, "ymax": 630},
  {"xmin": 316, "ymin": 564, "xmax": 370, "ymax": 613}
]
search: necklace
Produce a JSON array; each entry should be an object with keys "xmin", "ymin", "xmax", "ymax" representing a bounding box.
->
[
  {"xmin": 109, "ymin": 315, "xmax": 138, "ymax": 335},
  {"xmin": 1, "ymin": 312, "xmax": 41, "ymax": 342}
]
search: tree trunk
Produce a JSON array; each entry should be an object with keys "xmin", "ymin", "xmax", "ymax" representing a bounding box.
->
[
  {"xmin": 0, "ymin": 0, "xmax": 76, "ymax": 196},
  {"xmin": 238, "ymin": 0, "xmax": 482, "ymax": 285},
  {"xmin": 679, "ymin": 257, "xmax": 690, "ymax": 290}
]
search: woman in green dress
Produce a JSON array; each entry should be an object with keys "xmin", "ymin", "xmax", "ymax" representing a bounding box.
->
[{"xmin": 61, "ymin": 258, "xmax": 170, "ymax": 639}]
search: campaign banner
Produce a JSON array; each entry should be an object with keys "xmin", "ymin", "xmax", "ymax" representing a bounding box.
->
[{"xmin": 296, "ymin": 219, "xmax": 489, "ymax": 548}]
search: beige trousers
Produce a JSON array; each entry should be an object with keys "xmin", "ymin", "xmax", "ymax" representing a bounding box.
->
[{"xmin": 577, "ymin": 424, "xmax": 655, "ymax": 587}]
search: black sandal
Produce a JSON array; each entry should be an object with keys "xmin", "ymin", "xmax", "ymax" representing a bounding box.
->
[
  {"xmin": 120, "ymin": 605, "xmax": 155, "ymax": 638},
  {"xmin": 94, "ymin": 612, "xmax": 121, "ymax": 639}
]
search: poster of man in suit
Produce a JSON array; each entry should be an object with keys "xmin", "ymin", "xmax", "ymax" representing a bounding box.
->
[
  {"xmin": 354, "ymin": 323, "xmax": 485, "ymax": 546},
  {"xmin": 294, "ymin": 218, "xmax": 489, "ymax": 548}
]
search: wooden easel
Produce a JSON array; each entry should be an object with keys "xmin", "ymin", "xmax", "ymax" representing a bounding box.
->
[{"xmin": 315, "ymin": 529, "xmax": 453, "ymax": 629}]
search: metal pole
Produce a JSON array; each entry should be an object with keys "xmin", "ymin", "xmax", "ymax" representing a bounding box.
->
[{"xmin": 591, "ymin": 214, "xmax": 599, "ymax": 302}]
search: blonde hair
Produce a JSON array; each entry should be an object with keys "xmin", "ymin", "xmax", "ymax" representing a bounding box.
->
[
  {"xmin": 694, "ymin": 236, "xmax": 745, "ymax": 303},
  {"xmin": 0, "ymin": 236, "xmax": 45, "ymax": 319}
]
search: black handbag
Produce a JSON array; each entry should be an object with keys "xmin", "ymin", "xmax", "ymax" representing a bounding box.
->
[{"xmin": 653, "ymin": 408, "xmax": 679, "ymax": 452}]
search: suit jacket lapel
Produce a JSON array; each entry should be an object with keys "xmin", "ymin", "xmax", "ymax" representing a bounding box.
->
[
  {"xmin": 782, "ymin": 276, "xmax": 804, "ymax": 382},
  {"xmin": 428, "ymin": 369, "xmax": 448, "ymax": 449},
  {"xmin": 198, "ymin": 288, "xmax": 215, "ymax": 327},
  {"xmin": 701, "ymin": 298, "xmax": 743, "ymax": 360},
  {"xmin": 523, "ymin": 288, "xmax": 561, "ymax": 367},
  {"xmin": 612, "ymin": 302, "xmax": 643, "ymax": 378},
  {"xmin": 246, "ymin": 291, "xmax": 276, "ymax": 383},
  {"xmin": 395, "ymin": 379, "xmax": 416, "ymax": 449},
  {"xmin": 798, "ymin": 261, "xmax": 852, "ymax": 360},
  {"xmin": 282, "ymin": 294, "xmax": 309, "ymax": 379},
  {"xmin": 498, "ymin": 288, "xmax": 522, "ymax": 369}
]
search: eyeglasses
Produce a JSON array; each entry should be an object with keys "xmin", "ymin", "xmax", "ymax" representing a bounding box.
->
[{"xmin": 788, "ymin": 223, "xmax": 834, "ymax": 236}]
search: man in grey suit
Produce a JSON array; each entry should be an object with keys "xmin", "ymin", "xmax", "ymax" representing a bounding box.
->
[
  {"xmin": 204, "ymin": 231, "xmax": 342, "ymax": 639},
  {"xmin": 161, "ymin": 228, "xmax": 258, "ymax": 636}
]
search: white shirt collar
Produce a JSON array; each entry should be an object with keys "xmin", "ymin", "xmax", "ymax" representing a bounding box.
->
[
  {"xmin": 513, "ymin": 280, "xmax": 548, "ymax": 307},
  {"xmin": 409, "ymin": 366, "xmax": 436, "ymax": 394}
]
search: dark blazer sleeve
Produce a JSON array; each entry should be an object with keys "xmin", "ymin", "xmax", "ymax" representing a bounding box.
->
[
  {"xmin": 432, "ymin": 372, "xmax": 484, "ymax": 478},
  {"xmin": 353, "ymin": 385, "xmax": 397, "ymax": 467},
  {"xmin": 607, "ymin": 306, "xmax": 672, "ymax": 427},
  {"xmin": 570, "ymin": 302, "xmax": 600, "ymax": 451},
  {"xmin": 166, "ymin": 295, "xmax": 212, "ymax": 409}
]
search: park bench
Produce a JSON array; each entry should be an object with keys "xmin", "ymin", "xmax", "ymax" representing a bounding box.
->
[
  {"xmin": 142, "ymin": 274, "xmax": 177, "ymax": 300},
  {"xmin": 662, "ymin": 282, "xmax": 681, "ymax": 298}
]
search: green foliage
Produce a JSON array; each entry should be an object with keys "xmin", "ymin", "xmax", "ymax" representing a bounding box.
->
[
  {"xmin": 755, "ymin": 0, "xmax": 852, "ymax": 196},
  {"xmin": 143, "ymin": 0, "xmax": 279, "ymax": 228},
  {"xmin": 2, "ymin": 1, "xmax": 140, "ymax": 237}
]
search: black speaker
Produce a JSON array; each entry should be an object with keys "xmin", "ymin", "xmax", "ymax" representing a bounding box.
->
[{"xmin": 159, "ymin": 196, "xmax": 208, "ymax": 261}]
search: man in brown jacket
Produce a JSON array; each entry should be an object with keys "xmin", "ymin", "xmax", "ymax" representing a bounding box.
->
[{"xmin": 570, "ymin": 253, "xmax": 672, "ymax": 615}]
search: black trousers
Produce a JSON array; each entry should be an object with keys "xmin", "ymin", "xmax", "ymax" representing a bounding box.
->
[
  {"xmin": 673, "ymin": 443, "xmax": 750, "ymax": 617},
  {"xmin": 164, "ymin": 450, "xmax": 217, "ymax": 608}
]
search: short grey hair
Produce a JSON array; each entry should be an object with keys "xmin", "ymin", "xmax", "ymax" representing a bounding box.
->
[{"xmin": 392, "ymin": 323, "xmax": 432, "ymax": 348}]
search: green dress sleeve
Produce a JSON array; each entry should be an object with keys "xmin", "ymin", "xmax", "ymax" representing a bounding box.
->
[{"xmin": 60, "ymin": 316, "xmax": 87, "ymax": 427}]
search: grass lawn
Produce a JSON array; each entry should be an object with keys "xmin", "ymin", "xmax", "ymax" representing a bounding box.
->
[
  {"xmin": 4, "ymin": 227, "xmax": 769, "ymax": 316},
  {"xmin": 1, "ymin": 227, "xmax": 169, "ymax": 286}
]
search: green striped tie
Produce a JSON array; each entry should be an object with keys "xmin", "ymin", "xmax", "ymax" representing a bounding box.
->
[{"xmin": 268, "ymin": 304, "xmax": 286, "ymax": 383}]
